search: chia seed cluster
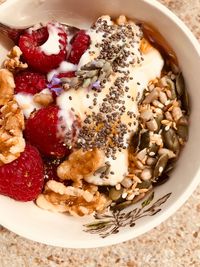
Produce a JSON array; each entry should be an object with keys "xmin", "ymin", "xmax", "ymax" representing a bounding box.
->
[{"xmin": 74, "ymin": 17, "xmax": 145, "ymax": 159}]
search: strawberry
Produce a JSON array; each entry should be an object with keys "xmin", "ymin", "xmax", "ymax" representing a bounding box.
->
[
  {"xmin": 68, "ymin": 30, "xmax": 90, "ymax": 64},
  {"xmin": 14, "ymin": 71, "xmax": 47, "ymax": 95},
  {"xmin": 19, "ymin": 23, "xmax": 67, "ymax": 73},
  {"xmin": 0, "ymin": 144, "xmax": 44, "ymax": 201},
  {"xmin": 25, "ymin": 106, "xmax": 68, "ymax": 158}
]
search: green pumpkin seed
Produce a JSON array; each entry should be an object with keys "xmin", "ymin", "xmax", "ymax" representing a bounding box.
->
[
  {"xmin": 139, "ymin": 131, "xmax": 150, "ymax": 150},
  {"xmin": 175, "ymin": 73, "xmax": 190, "ymax": 114},
  {"xmin": 177, "ymin": 124, "xmax": 189, "ymax": 141},
  {"xmin": 176, "ymin": 116, "xmax": 189, "ymax": 141},
  {"xmin": 153, "ymin": 173, "xmax": 170, "ymax": 186},
  {"xmin": 137, "ymin": 180, "xmax": 152, "ymax": 189},
  {"xmin": 109, "ymin": 188, "xmax": 123, "ymax": 201},
  {"xmin": 176, "ymin": 73, "xmax": 185, "ymax": 97},
  {"xmin": 164, "ymin": 160, "xmax": 176, "ymax": 174},
  {"xmin": 182, "ymin": 90, "xmax": 190, "ymax": 115},
  {"xmin": 166, "ymin": 78, "xmax": 176, "ymax": 99},
  {"xmin": 162, "ymin": 128, "xmax": 180, "ymax": 152},
  {"xmin": 131, "ymin": 130, "xmax": 140, "ymax": 151},
  {"xmin": 154, "ymin": 154, "xmax": 169, "ymax": 178},
  {"xmin": 177, "ymin": 116, "xmax": 188, "ymax": 126}
]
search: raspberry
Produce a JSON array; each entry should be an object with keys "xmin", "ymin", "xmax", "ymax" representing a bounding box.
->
[
  {"xmin": 14, "ymin": 71, "xmax": 47, "ymax": 95},
  {"xmin": 25, "ymin": 106, "xmax": 68, "ymax": 158},
  {"xmin": 43, "ymin": 157, "xmax": 62, "ymax": 181},
  {"xmin": 19, "ymin": 23, "xmax": 67, "ymax": 73},
  {"xmin": 0, "ymin": 144, "xmax": 44, "ymax": 201},
  {"xmin": 68, "ymin": 30, "xmax": 90, "ymax": 64},
  {"xmin": 57, "ymin": 71, "xmax": 75, "ymax": 78}
]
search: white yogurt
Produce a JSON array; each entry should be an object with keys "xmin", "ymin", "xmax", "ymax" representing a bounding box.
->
[
  {"xmin": 57, "ymin": 17, "xmax": 164, "ymax": 186},
  {"xmin": 40, "ymin": 23, "xmax": 62, "ymax": 56},
  {"xmin": 14, "ymin": 93, "xmax": 41, "ymax": 118}
]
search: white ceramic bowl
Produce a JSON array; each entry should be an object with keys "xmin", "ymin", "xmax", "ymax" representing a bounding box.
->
[{"xmin": 0, "ymin": 0, "xmax": 200, "ymax": 248}]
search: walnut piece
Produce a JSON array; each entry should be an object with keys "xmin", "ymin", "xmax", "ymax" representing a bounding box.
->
[
  {"xmin": 0, "ymin": 69, "xmax": 15, "ymax": 105},
  {"xmin": 33, "ymin": 90, "xmax": 54, "ymax": 107},
  {"xmin": 0, "ymin": 99, "xmax": 25, "ymax": 165},
  {"xmin": 36, "ymin": 180, "xmax": 110, "ymax": 216},
  {"xmin": 57, "ymin": 148, "xmax": 105, "ymax": 185},
  {"xmin": 3, "ymin": 46, "xmax": 28, "ymax": 72}
]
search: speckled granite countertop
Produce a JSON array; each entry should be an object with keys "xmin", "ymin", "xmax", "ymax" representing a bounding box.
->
[{"xmin": 0, "ymin": 1, "xmax": 200, "ymax": 266}]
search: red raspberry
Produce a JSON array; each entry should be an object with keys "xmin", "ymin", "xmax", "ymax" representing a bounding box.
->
[
  {"xmin": 43, "ymin": 158, "xmax": 62, "ymax": 181},
  {"xmin": 0, "ymin": 144, "xmax": 44, "ymax": 201},
  {"xmin": 57, "ymin": 71, "xmax": 75, "ymax": 78},
  {"xmin": 68, "ymin": 30, "xmax": 90, "ymax": 64},
  {"xmin": 14, "ymin": 71, "xmax": 47, "ymax": 95},
  {"xmin": 19, "ymin": 23, "xmax": 67, "ymax": 73},
  {"xmin": 25, "ymin": 106, "xmax": 68, "ymax": 158}
]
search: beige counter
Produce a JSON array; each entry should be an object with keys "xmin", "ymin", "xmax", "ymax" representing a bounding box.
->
[{"xmin": 1, "ymin": 0, "xmax": 200, "ymax": 266}]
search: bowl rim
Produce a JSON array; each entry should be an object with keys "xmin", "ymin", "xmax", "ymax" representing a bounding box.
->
[{"xmin": 0, "ymin": 0, "xmax": 200, "ymax": 249}]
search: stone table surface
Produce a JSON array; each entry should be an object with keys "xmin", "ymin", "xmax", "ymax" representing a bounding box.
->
[{"xmin": 0, "ymin": 0, "xmax": 200, "ymax": 266}]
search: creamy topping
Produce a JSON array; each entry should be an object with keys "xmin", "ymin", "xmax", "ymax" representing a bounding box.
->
[
  {"xmin": 40, "ymin": 24, "xmax": 62, "ymax": 56},
  {"xmin": 57, "ymin": 16, "xmax": 164, "ymax": 186},
  {"xmin": 14, "ymin": 93, "xmax": 41, "ymax": 118},
  {"xmin": 14, "ymin": 88, "xmax": 51, "ymax": 118}
]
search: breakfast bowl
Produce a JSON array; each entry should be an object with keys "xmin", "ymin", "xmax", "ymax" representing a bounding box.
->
[{"xmin": 0, "ymin": 0, "xmax": 200, "ymax": 248}]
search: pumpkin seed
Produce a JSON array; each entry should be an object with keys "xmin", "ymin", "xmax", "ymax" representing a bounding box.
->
[
  {"xmin": 109, "ymin": 188, "xmax": 123, "ymax": 201},
  {"xmin": 164, "ymin": 160, "xmax": 176, "ymax": 174},
  {"xmin": 153, "ymin": 173, "xmax": 170, "ymax": 186},
  {"xmin": 166, "ymin": 78, "xmax": 176, "ymax": 99},
  {"xmin": 177, "ymin": 116, "xmax": 188, "ymax": 126},
  {"xmin": 158, "ymin": 148, "xmax": 176, "ymax": 159},
  {"xmin": 162, "ymin": 128, "xmax": 180, "ymax": 152},
  {"xmin": 131, "ymin": 130, "xmax": 140, "ymax": 151},
  {"xmin": 176, "ymin": 116, "xmax": 189, "ymax": 141},
  {"xmin": 137, "ymin": 180, "xmax": 152, "ymax": 189},
  {"xmin": 176, "ymin": 72, "xmax": 185, "ymax": 97},
  {"xmin": 139, "ymin": 131, "xmax": 150, "ymax": 150},
  {"xmin": 153, "ymin": 154, "xmax": 169, "ymax": 178},
  {"xmin": 175, "ymin": 73, "xmax": 190, "ymax": 114},
  {"xmin": 177, "ymin": 124, "xmax": 189, "ymax": 141},
  {"xmin": 182, "ymin": 90, "xmax": 190, "ymax": 115}
]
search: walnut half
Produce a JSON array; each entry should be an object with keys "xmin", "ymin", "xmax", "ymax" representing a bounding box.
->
[
  {"xmin": 36, "ymin": 180, "xmax": 110, "ymax": 216},
  {"xmin": 0, "ymin": 69, "xmax": 15, "ymax": 105},
  {"xmin": 0, "ymin": 99, "xmax": 25, "ymax": 165},
  {"xmin": 57, "ymin": 148, "xmax": 105, "ymax": 186}
]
